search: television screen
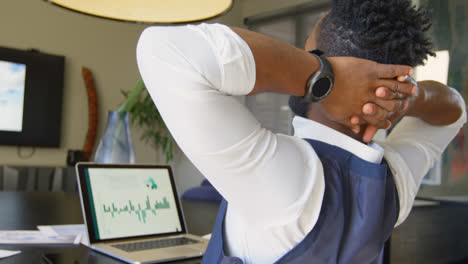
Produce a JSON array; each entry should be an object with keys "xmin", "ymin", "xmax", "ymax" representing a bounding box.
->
[
  {"xmin": 0, "ymin": 60, "xmax": 26, "ymax": 132},
  {"xmin": 0, "ymin": 47, "xmax": 65, "ymax": 148}
]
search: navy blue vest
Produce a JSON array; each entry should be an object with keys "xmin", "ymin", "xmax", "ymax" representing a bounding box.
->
[{"xmin": 202, "ymin": 139, "xmax": 399, "ymax": 264}]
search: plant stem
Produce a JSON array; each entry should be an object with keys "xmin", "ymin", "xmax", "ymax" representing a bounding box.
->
[{"xmin": 119, "ymin": 79, "xmax": 145, "ymax": 113}]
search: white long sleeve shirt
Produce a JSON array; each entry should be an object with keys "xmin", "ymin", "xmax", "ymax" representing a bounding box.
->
[{"xmin": 136, "ymin": 23, "xmax": 467, "ymax": 264}]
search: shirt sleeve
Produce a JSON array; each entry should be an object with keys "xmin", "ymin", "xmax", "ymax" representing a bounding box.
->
[
  {"xmin": 136, "ymin": 24, "xmax": 324, "ymax": 229},
  {"xmin": 376, "ymin": 88, "xmax": 467, "ymax": 226}
]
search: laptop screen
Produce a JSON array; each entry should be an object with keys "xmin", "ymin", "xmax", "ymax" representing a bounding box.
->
[{"xmin": 77, "ymin": 164, "xmax": 185, "ymax": 242}]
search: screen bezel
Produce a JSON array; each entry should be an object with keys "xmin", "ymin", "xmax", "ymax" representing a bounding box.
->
[
  {"xmin": 0, "ymin": 47, "xmax": 64, "ymax": 147},
  {"xmin": 75, "ymin": 163, "xmax": 187, "ymax": 244}
]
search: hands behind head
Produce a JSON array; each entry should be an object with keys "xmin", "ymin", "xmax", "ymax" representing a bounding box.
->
[
  {"xmin": 352, "ymin": 75, "xmax": 419, "ymax": 142},
  {"xmin": 323, "ymin": 57, "xmax": 418, "ymax": 143}
]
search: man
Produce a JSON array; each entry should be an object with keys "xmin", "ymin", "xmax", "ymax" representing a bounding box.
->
[{"xmin": 136, "ymin": 0, "xmax": 466, "ymax": 263}]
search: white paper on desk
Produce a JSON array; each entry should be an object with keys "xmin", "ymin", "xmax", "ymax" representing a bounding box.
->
[
  {"xmin": 0, "ymin": 249, "xmax": 21, "ymax": 259},
  {"xmin": 37, "ymin": 224, "xmax": 87, "ymax": 245},
  {"xmin": 0, "ymin": 230, "xmax": 77, "ymax": 244}
]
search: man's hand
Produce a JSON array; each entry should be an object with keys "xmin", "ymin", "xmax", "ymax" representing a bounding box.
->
[
  {"xmin": 229, "ymin": 27, "xmax": 415, "ymax": 141},
  {"xmin": 358, "ymin": 79, "xmax": 464, "ymax": 142},
  {"xmin": 323, "ymin": 57, "xmax": 416, "ymax": 142},
  {"xmin": 355, "ymin": 76, "xmax": 417, "ymax": 142}
]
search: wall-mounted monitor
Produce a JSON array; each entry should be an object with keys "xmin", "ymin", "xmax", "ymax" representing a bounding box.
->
[{"xmin": 0, "ymin": 47, "xmax": 65, "ymax": 147}]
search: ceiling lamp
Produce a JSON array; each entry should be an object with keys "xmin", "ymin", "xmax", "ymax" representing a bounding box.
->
[{"xmin": 45, "ymin": 0, "xmax": 233, "ymax": 23}]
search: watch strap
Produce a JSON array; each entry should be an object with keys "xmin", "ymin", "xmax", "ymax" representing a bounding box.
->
[{"xmin": 303, "ymin": 51, "xmax": 334, "ymax": 103}]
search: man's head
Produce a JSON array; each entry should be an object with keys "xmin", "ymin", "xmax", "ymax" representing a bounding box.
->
[{"xmin": 289, "ymin": 0, "xmax": 434, "ymax": 117}]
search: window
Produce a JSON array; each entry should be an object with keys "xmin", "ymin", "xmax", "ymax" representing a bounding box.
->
[
  {"xmin": 245, "ymin": 3, "xmax": 330, "ymax": 135},
  {"xmin": 417, "ymin": 0, "xmax": 468, "ymax": 198}
]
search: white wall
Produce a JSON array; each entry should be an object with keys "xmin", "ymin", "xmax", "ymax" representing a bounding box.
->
[
  {"xmin": 0, "ymin": 0, "xmax": 314, "ymax": 194},
  {"xmin": 1, "ymin": 0, "xmax": 143, "ymax": 166},
  {"xmin": 0, "ymin": 0, "xmax": 243, "ymax": 166}
]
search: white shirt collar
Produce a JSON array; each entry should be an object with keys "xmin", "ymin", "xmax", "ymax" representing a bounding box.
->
[{"xmin": 292, "ymin": 116, "xmax": 384, "ymax": 164}]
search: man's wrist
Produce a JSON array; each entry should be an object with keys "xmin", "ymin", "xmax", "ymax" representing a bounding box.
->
[{"xmin": 406, "ymin": 81, "xmax": 463, "ymax": 126}]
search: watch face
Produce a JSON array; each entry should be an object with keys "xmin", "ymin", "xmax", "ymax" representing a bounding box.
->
[
  {"xmin": 313, "ymin": 78, "xmax": 332, "ymax": 97},
  {"xmin": 304, "ymin": 53, "xmax": 334, "ymax": 103}
]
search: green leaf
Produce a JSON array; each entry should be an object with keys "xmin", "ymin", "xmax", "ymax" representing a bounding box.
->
[{"xmin": 120, "ymin": 79, "xmax": 174, "ymax": 163}]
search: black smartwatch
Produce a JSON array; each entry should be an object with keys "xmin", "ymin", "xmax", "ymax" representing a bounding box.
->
[{"xmin": 303, "ymin": 49, "xmax": 335, "ymax": 103}]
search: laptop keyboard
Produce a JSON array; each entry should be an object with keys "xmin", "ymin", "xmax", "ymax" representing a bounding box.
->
[{"xmin": 112, "ymin": 237, "xmax": 198, "ymax": 252}]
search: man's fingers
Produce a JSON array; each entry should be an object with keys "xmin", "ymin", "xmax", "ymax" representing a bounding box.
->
[
  {"xmin": 377, "ymin": 63, "xmax": 413, "ymax": 79},
  {"xmin": 351, "ymin": 125, "xmax": 360, "ymax": 134},
  {"xmin": 375, "ymin": 87, "xmax": 408, "ymax": 100},
  {"xmin": 343, "ymin": 117, "xmax": 361, "ymax": 134},
  {"xmin": 350, "ymin": 115, "xmax": 364, "ymax": 125},
  {"xmin": 399, "ymin": 74, "xmax": 419, "ymax": 86},
  {"xmin": 375, "ymin": 87, "xmax": 388, "ymax": 98},
  {"xmin": 349, "ymin": 116, "xmax": 364, "ymax": 134},
  {"xmin": 375, "ymin": 79, "xmax": 416, "ymax": 95},
  {"xmin": 361, "ymin": 103, "xmax": 392, "ymax": 129},
  {"xmin": 397, "ymin": 75, "xmax": 407, "ymax": 82},
  {"xmin": 362, "ymin": 103, "xmax": 377, "ymax": 115},
  {"xmin": 373, "ymin": 98, "xmax": 408, "ymax": 112},
  {"xmin": 362, "ymin": 125, "xmax": 378, "ymax": 143}
]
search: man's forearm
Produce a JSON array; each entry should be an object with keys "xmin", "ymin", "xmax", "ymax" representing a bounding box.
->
[
  {"xmin": 407, "ymin": 81, "xmax": 464, "ymax": 126},
  {"xmin": 230, "ymin": 27, "xmax": 320, "ymax": 96}
]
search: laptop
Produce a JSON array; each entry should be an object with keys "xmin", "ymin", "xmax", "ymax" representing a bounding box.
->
[{"xmin": 75, "ymin": 162, "xmax": 209, "ymax": 264}]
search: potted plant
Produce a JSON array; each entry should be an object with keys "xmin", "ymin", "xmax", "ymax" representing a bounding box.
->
[{"xmin": 119, "ymin": 80, "xmax": 175, "ymax": 163}]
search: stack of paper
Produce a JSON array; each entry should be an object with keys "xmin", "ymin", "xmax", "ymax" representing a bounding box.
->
[
  {"xmin": 0, "ymin": 249, "xmax": 21, "ymax": 259},
  {"xmin": 0, "ymin": 224, "xmax": 87, "ymax": 245}
]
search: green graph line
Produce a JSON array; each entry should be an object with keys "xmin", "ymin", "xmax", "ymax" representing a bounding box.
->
[{"xmin": 102, "ymin": 196, "xmax": 170, "ymax": 223}]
